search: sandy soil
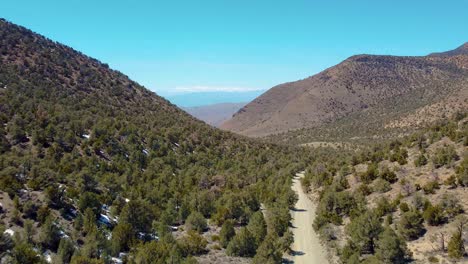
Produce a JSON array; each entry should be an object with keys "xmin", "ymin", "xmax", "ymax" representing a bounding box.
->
[{"xmin": 284, "ymin": 172, "xmax": 329, "ymax": 264}]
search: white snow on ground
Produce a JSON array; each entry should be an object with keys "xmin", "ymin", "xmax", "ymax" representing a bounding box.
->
[
  {"xmin": 44, "ymin": 251, "xmax": 52, "ymax": 263},
  {"xmin": 4, "ymin": 229, "xmax": 14, "ymax": 236}
]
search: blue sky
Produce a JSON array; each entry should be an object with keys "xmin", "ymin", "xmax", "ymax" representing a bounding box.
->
[{"xmin": 2, "ymin": 1, "xmax": 468, "ymax": 106}]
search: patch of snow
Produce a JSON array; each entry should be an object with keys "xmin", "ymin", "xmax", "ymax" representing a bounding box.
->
[
  {"xmin": 111, "ymin": 257, "xmax": 123, "ymax": 264},
  {"xmin": 4, "ymin": 229, "xmax": 14, "ymax": 236},
  {"xmin": 58, "ymin": 230, "xmax": 69, "ymax": 238},
  {"xmin": 44, "ymin": 251, "xmax": 52, "ymax": 263},
  {"xmin": 98, "ymin": 214, "xmax": 112, "ymax": 226}
]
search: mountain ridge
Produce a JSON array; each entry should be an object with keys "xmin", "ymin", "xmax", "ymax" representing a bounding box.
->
[{"xmin": 221, "ymin": 44, "xmax": 468, "ymax": 142}]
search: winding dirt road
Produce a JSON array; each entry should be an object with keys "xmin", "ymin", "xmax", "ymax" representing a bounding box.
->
[{"xmin": 284, "ymin": 172, "xmax": 329, "ymax": 264}]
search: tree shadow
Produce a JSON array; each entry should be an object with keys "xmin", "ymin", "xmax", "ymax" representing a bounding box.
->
[{"xmin": 291, "ymin": 207, "xmax": 306, "ymax": 212}]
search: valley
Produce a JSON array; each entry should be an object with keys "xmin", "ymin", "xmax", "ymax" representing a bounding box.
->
[{"xmin": 0, "ymin": 5, "xmax": 467, "ymax": 264}]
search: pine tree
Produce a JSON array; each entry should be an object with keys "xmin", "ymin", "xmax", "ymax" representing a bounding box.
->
[
  {"xmin": 252, "ymin": 234, "xmax": 282, "ymax": 264},
  {"xmin": 398, "ymin": 209, "xmax": 425, "ymax": 240},
  {"xmin": 447, "ymin": 215, "xmax": 466, "ymax": 259},
  {"xmin": 447, "ymin": 231, "xmax": 464, "ymax": 259},
  {"xmin": 247, "ymin": 211, "xmax": 267, "ymax": 247},
  {"xmin": 375, "ymin": 227, "xmax": 409, "ymax": 264},
  {"xmin": 226, "ymin": 227, "xmax": 256, "ymax": 257},
  {"xmin": 219, "ymin": 220, "xmax": 235, "ymax": 248}
]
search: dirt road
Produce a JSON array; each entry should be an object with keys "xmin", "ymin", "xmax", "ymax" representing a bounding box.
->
[{"xmin": 284, "ymin": 172, "xmax": 329, "ymax": 264}]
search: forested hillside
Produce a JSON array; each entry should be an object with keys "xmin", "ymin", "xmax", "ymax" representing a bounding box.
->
[
  {"xmin": 0, "ymin": 19, "xmax": 307, "ymax": 263},
  {"xmin": 302, "ymin": 114, "xmax": 468, "ymax": 263}
]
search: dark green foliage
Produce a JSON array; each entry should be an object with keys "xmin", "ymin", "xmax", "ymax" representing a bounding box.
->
[
  {"xmin": 375, "ymin": 227, "xmax": 409, "ymax": 264},
  {"xmin": 398, "ymin": 209, "xmax": 425, "ymax": 240},
  {"xmin": 399, "ymin": 202, "xmax": 409, "ymax": 213},
  {"xmin": 120, "ymin": 200, "xmax": 155, "ymax": 234},
  {"xmin": 179, "ymin": 230, "xmax": 208, "ymax": 256},
  {"xmin": 379, "ymin": 166, "xmax": 397, "ymax": 183},
  {"xmin": 247, "ymin": 211, "xmax": 267, "ymax": 247},
  {"xmin": 252, "ymin": 234, "xmax": 283, "ymax": 264},
  {"xmin": 226, "ymin": 227, "xmax": 256, "ymax": 257},
  {"xmin": 77, "ymin": 192, "xmax": 101, "ymax": 217},
  {"xmin": 111, "ymin": 223, "xmax": 134, "ymax": 254},
  {"xmin": 372, "ymin": 178, "xmax": 391, "ymax": 193},
  {"xmin": 360, "ymin": 163, "xmax": 379, "ymax": 184},
  {"xmin": 390, "ymin": 148, "xmax": 408, "ymax": 165},
  {"xmin": 374, "ymin": 197, "xmax": 395, "ymax": 217},
  {"xmin": 431, "ymin": 145, "xmax": 459, "ymax": 168},
  {"xmin": 39, "ymin": 216, "xmax": 61, "ymax": 250},
  {"xmin": 447, "ymin": 216, "xmax": 466, "ymax": 259},
  {"xmin": 414, "ymin": 153, "xmax": 428, "ymax": 167},
  {"xmin": 422, "ymin": 204, "xmax": 445, "ymax": 226},
  {"xmin": 346, "ymin": 210, "xmax": 383, "ymax": 254},
  {"xmin": 447, "ymin": 231, "xmax": 465, "ymax": 259},
  {"xmin": 314, "ymin": 189, "xmax": 356, "ymax": 230},
  {"xmin": 219, "ymin": 220, "xmax": 235, "ymax": 248},
  {"xmin": 439, "ymin": 193, "xmax": 463, "ymax": 220},
  {"xmin": 185, "ymin": 211, "xmax": 207, "ymax": 233},
  {"xmin": 423, "ymin": 181, "xmax": 440, "ymax": 194},
  {"xmin": 57, "ymin": 238, "xmax": 75, "ymax": 264},
  {"xmin": 0, "ymin": 18, "xmax": 306, "ymax": 261},
  {"xmin": 11, "ymin": 243, "xmax": 42, "ymax": 264},
  {"xmin": 456, "ymin": 154, "xmax": 468, "ymax": 186}
]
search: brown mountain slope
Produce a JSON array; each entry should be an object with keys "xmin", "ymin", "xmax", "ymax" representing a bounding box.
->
[{"xmin": 221, "ymin": 44, "xmax": 468, "ymax": 141}]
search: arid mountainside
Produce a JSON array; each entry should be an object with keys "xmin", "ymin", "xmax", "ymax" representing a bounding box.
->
[
  {"xmin": 184, "ymin": 102, "xmax": 246, "ymax": 127},
  {"xmin": 221, "ymin": 44, "xmax": 468, "ymax": 142},
  {"xmin": 302, "ymin": 115, "xmax": 468, "ymax": 263}
]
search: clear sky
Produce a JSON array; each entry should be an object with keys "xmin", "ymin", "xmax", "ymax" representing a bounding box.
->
[{"xmin": 2, "ymin": 0, "xmax": 468, "ymax": 103}]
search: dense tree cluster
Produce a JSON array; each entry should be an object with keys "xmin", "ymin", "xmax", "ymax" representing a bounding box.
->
[{"xmin": 0, "ymin": 19, "xmax": 309, "ymax": 263}]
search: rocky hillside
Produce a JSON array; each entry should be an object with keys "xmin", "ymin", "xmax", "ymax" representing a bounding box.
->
[
  {"xmin": 0, "ymin": 19, "xmax": 305, "ymax": 263},
  {"xmin": 221, "ymin": 44, "xmax": 468, "ymax": 143}
]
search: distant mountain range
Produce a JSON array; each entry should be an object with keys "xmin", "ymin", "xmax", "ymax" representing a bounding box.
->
[
  {"xmin": 184, "ymin": 102, "xmax": 246, "ymax": 127},
  {"xmin": 221, "ymin": 43, "xmax": 468, "ymax": 143},
  {"xmin": 166, "ymin": 90, "xmax": 265, "ymax": 107}
]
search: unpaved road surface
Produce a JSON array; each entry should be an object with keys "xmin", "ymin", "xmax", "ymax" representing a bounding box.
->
[{"xmin": 284, "ymin": 172, "xmax": 328, "ymax": 264}]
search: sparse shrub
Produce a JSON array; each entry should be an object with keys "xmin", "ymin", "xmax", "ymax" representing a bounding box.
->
[
  {"xmin": 431, "ymin": 145, "xmax": 459, "ymax": 168},
  {"xmin": 360, "ymin": 163, "xmax": 379, "ymax": 184},
  {"xmin": 423, "ymin": 181, "xmax": 440, "ymax": 194},
  {"xmin": 414, "ymin": 154, "xmax": 428, "ymax": 167},
  {"xmin": 373, "ymin": 178, "xmax": 391, "ymax": 193},
  {"xmin": 422, "ymin": 204, "xmax": 445, "ymax": 226},
  {"xmin": 444, "ymin": 175, "xmax": 457, "ymax": 188},
  {"xmin": 399, "ymin": 202, "xmax": 410, "ymax": 213},
  {"xmin": 379, "ymin": 166, "xmax": 397, "ymax": 183}
]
